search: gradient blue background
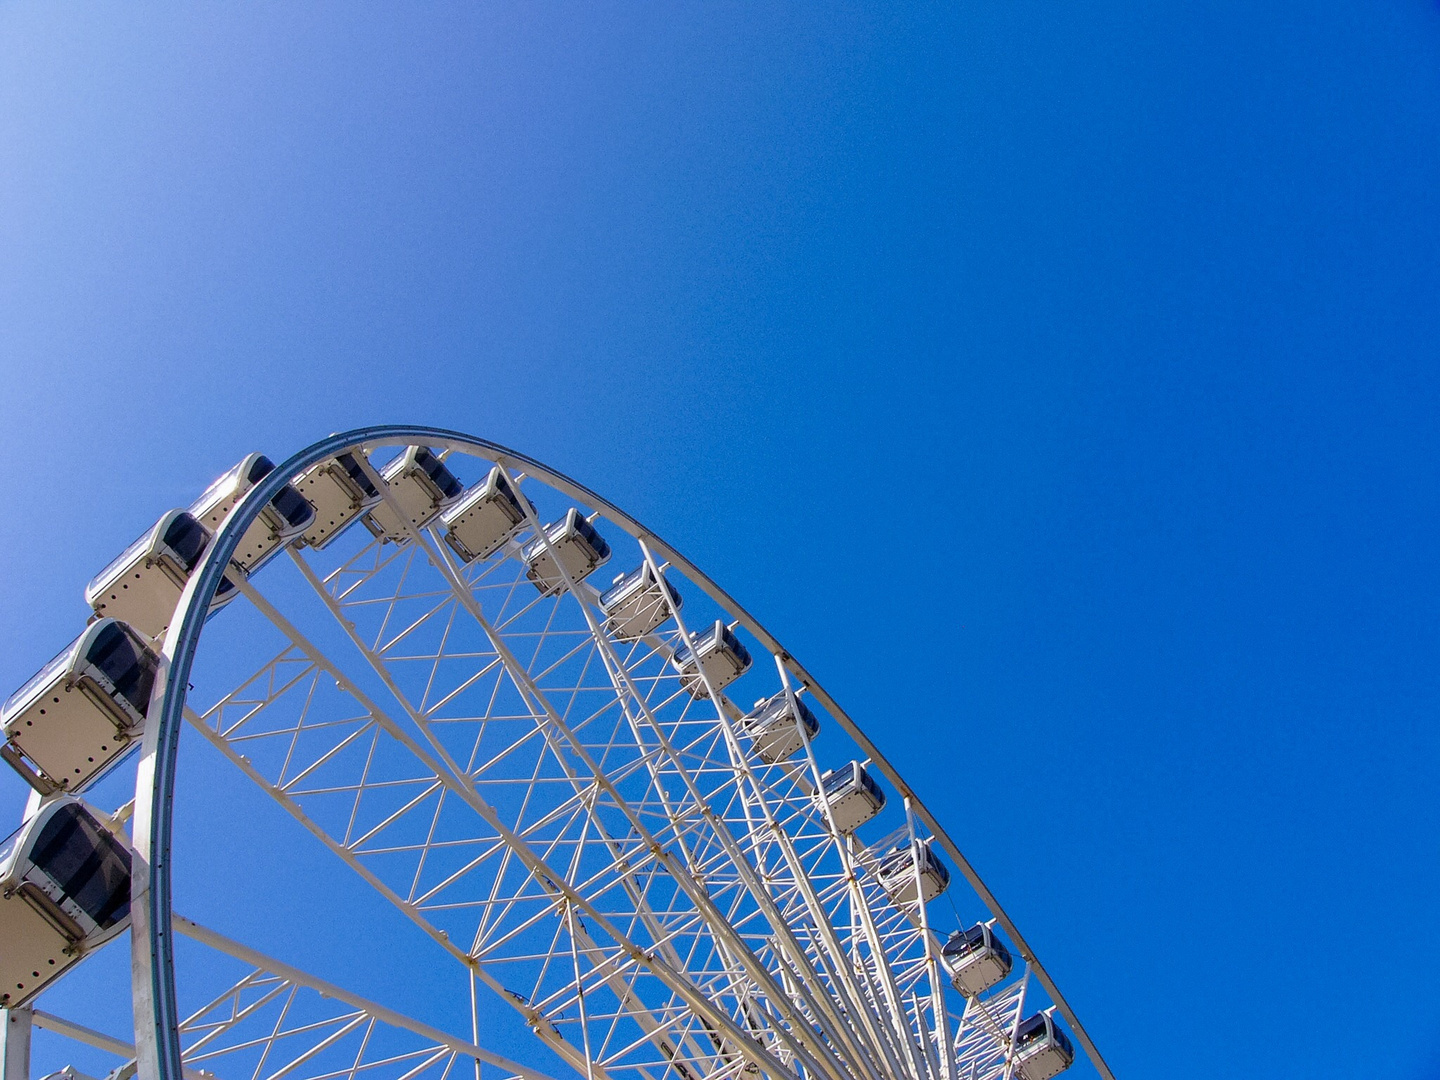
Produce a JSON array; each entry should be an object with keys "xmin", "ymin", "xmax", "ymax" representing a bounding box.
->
[{"xmin": 3, "ymin": 3, "xmax": 1440, "ymax": 1078}]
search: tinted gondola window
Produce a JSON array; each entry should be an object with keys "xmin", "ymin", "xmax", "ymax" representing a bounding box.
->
[
  {"xmin": 860, "ymin": 770, "xmax": 883, "ymax": 801},
  {"xmin": 270, "ymin": 485, "xmax": 315, "ymax": 529},
  {"xmin": 88, "ymin": 624, "xmax": 157, "ymax": 715},
  {"xmin": 990, "ymin": 935, "xmax": 1012, "ymax": 964},
  {"xmin": 247, "ymin": 456, "xmax": 276, "ymax": 484},
  {"xmin": 30, "ymin": 805, "xmax": 133, "ymax": 929},
  {"xmin": 1015, "ymin": 1015, "xmax": 1047, "ymax": 1047},
  {"xmin": 495, "ymin": 472, "xmax": 523, "ymax": 513},
  {"xmin": 337, "ymin": 453, "xmax": 379, "ymax": 498},
  {"xmin": 416, "ymin": 449, "xmax": 463, "ymax": 499},
  {"xmin": 576, "ymin": 516, "xmax": 611, "ymax": 558},
  {"xmin": 722, "ymin": 628, "xmax": 752, "ymax": 669},
  {"xmin": 945, "ymin": 926, "xmax": 986, "ymax": 956},
  {"xmin": 162, "ymin": 514, "xmax": 209, "ymax": 572}
]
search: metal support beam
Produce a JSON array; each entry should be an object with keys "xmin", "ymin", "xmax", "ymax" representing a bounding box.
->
[
  {"xmin": 29, "ymin": 1011, "xmax": 208, "ymax": 1080},
  {"xmin": 171, "ymin": 915, "xmax": 556, "ymax": 1080},
  {"xmin": 2, "ymin": 1008, "xmax": 32, "ymax": 1080}
]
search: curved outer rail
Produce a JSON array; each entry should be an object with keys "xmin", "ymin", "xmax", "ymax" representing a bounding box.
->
[{"xmin": 132, "ymin": 426, "xmax": 1115, "ymax": 1080}]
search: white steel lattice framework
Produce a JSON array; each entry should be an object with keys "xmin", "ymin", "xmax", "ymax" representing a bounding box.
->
[{"xmin": 0, "ymin": 428, "xmax": 1114, "ymax": 1080}]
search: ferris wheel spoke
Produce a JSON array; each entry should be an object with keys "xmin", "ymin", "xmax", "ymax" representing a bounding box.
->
[
  {"xmin": 607, "ymin": 548, "xmax": 899, "ymax": 1041},
  {"xmin": 176, "ymin": 717, "xmax": 604, "ymax": 1080},
  {"xmin": 201, "ymin": 572, "xmax": 820, "ymax": 1080},
  {"xmin": 368, "ymin": 525, "xmax": 854, "ymax": 1080},
  {"xmin": 3, "ymin": 431, "xmax": 1109, "ymax": 1080},
  {"xmin": 493, "ymin": 518, "xmax": 896, "ymax": 1080},
  {"xmin": 422, "ymin": 625, "xmax": 855, "ymax": 1080},
  {"xmin": 169, "ymin": 915, "xmax": 559, "ymax": 1080},
  {"xmin": 311, "ymin": 558, "xmax": 748, "ymax": 1048}
]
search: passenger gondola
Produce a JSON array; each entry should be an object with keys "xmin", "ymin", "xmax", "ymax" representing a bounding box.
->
[
  {"xmin": 84, "ymin": 510, "xmax": 238, "ymax": 640},
  {"xmin": 816, "ymin": 760, "xmax": 884, "ymax": 832},
  {"xmin": 293, "ymin": 451, "xmax": 382, "ymax": 550},
  {"xmin": 671, "ymin": 620, "xmax": 752, "ymax": 698},
  {"xmin": 0, "ymin": 797, "xmax": 132, "ymax": 1008},
  {"xmin": 522, "ymin": 508, "xmax": 611, "ymax": 594},
  {"xmin": 875, "ymin": 838, "xmax": 950, "ymax": 905},
  {"xmin": 189, "ymin": 454, "xmax": 315, "ymax": 572},
  {"xmin": 1012, "ymin": 1011, "xmax": 1075, "ymax": 1080},
  {"xmin": 599, "ymin": 564, "xmax": 682, "ymax": 641},
  {"xmin": 0, "ymin": 620, "xmax": 159, "ymax": 795},
  {"xmin": 942, "ymin": 922, "xmax": 1013, "ymax": 997},
  {"xmin": 363, "ymin": 446, "xmax": 466, "ymax": 542},
  {"xmin": 739, "ymin": 691, "xmax": 819, "ymax": 763},
  {"xmin": 442, "ymin": 466, "xmax": 533, "ymax": 563}
]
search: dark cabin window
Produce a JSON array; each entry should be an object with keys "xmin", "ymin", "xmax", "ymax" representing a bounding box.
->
[
  {"xmin": 87, "ymin": 624, "xmax": 157, "ymax": 716},
  {"xmin": 495, "ymin": 472, "xmax": 522, "ymax": 514},
  {"xmin": 337, "ymin": 453, "xmax": 379, "ymax": 498},
  {"xmin": 797, "ymin": 700, "xmax": 818, "ymax": 733},
  {"xmin": 861, "ymin": 771, "xmax": 883, "ymax": 802},
  {"xmin": 575, "ymin": 516, "xmax": 610, "ymax": 559},
  {"xmin": 947, "ymin": 926, "xmax": 985, "ymax": 956},
  {"xmin": 162, "ymin": 514, "xmax": 209, "ymax": 573},
  {"xmin": 1015, "ymin": 1016, "xmax": 1047, "ymax": 1047},
  {"xmin": 416, "ymin": 449, "xmax": 463, "ymax": 499},
  {"xmin": 247, "ymin": 456, "xmax": 276, "ymax": 484},
  {"xmin": 726, "ymin": 631, "xmax": 752, "ymax": 670},
  {"xmin": 29, "ymin": 805, "xmax": 133, "ymax": 930},
  {"xmin": 270, "ymin": 485, "xmax": 315, "ymax": 529}
]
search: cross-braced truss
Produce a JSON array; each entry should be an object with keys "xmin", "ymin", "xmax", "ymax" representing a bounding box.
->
[
  {"xmin": 31, "ymin": 916, "xmax": 551, "ymax": 1080},
  {"xmin": 9, "ymin": 434, "xmax": 1104, "ymax": 1080},
  {"xmin": 172, "ymin": 447, "xmax": 1053, "ymax": 1080}
]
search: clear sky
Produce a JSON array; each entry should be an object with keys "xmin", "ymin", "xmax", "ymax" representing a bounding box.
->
[{"xmin": 2, "ymin": 3, "xmax": 1439, "ymax": 1078}]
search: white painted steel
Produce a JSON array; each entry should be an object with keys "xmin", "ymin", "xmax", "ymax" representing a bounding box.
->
[{"xmin": 0, "ymin": 427, "xmax": 1112, "ymax": 1080}]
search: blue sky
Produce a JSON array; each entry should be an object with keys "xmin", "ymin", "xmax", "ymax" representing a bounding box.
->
[{"xmin": 2, "ymin": 2, "xmax": 1439, "ymax": 1078}]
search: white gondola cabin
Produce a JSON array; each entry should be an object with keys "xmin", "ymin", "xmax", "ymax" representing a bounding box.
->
[
  {"xmin": 293, "ymin": 451, "xmax": 381, "ymax": 550},
  {"xmin": 1012, "ymin": 1011, "xmax": 1075, "ymax": 1080},
  {"xmin": 363, "ymin": 447, "xmax": 465, "ymax": 542},
  {"xmin": 0, "ymin": 797, "xmax": 131, "ymax": 1008},
  {"xmin": 816, "ymin": 761, "xmax": 884, "ymax": 832},
  {"xmin": 522, "ymin": 509, "xmax": 611, "ymax": 594},
  {"xmin": 599, "ymin": 564, "xmax": 682, "ymax": 641},
  {"xmin": 0, "ymin": 620, "xmax": 158, "ymax": 795},
  {"xmin": 739, "ymin": 691, "xmax": 819, "ymax": 763},
  {"xmin": 442, "ymin": 466, "xmax": 532, "ymax": 563},
  {"xmin": 671, "ymin": 621, "xmax": 752, "ymax": 698},
  {"xmin": 875, "ymin": 838, "xmax": 950, "ymax": 906},
  {"xmin": 943, "ymin": 922, "xmax": 1013, "ymax": 997},
  {"xmin": 190, "ymin": 454, "xmax": 315, "ymax": 572},
  {"xmin": 83, "ymin": 510, "xmax": 238, "ymax": 639}
]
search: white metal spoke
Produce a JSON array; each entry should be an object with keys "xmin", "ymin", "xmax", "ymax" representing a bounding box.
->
[{"xmin": 0, "ymin": 429, "xmax": 1109, "ymax": 1080}]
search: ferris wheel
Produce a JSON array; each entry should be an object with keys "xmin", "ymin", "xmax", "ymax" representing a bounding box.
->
[{"xmin": 0, "ymin": 427, "xmax": 1113, "ymax": 1080}]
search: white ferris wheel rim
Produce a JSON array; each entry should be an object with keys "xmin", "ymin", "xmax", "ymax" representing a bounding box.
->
[{"xmin": 121, "ymin": 425, "xmax": 1114, "ymax": 1080}]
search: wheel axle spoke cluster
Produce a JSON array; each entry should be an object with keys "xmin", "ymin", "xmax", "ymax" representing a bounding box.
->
[{"xmin": 0, "ymin": 430, "xmax": 1109, "ymax": 1080}]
